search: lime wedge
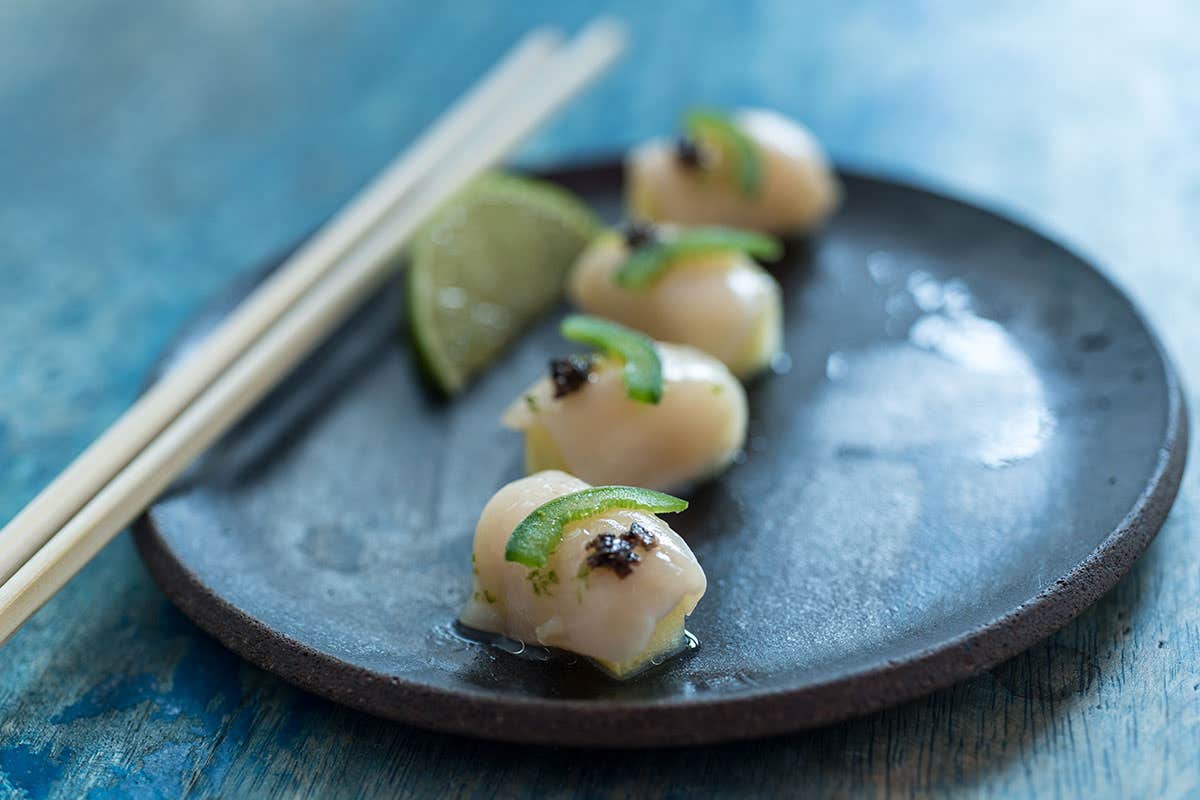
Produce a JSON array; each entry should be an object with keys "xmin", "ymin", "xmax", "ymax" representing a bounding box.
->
[{"xmin": 408, "ymin": 172, "xmax": 599, "ymax": 394}]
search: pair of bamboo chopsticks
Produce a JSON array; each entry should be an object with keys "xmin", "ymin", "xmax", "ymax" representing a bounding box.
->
[{"xmin": 0, "ymin": 20, "xmax": 626, "ymax": 644}]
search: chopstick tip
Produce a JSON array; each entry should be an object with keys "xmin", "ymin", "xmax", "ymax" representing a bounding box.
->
[{"xmin": 576, "ymin": 17, "xmax": 629, "ymax": 57}]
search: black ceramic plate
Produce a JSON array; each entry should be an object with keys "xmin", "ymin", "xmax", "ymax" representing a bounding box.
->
[{"xmin": 135, "ymin": 163, "xmax": 1186, "ymax": 747}]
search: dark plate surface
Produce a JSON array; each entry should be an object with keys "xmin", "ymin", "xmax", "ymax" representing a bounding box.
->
[{"xmin": 135, "ymin": 162, "xmax": 1186, "ymax": 747}]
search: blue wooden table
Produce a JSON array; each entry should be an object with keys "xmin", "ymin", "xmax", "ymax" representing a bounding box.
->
[{"xmin": 2, "ymin": 1, "xmax": 1198, "ymax": 797}]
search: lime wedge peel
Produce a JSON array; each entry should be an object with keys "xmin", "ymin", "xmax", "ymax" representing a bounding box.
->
[
  {"xmin": 408, "ymin": 172, "xmax": 599, "ymax": 395},
  {"xmin": 560, "ymin": 314, "xmax": 663, "ymax": 404},
  {"xmin": 504, "ymin": 486, "xmax": 689, "ymax": 568},
  {"xmin": 615, "ymin": 226, "xmax": 782, "ymax": 288}
]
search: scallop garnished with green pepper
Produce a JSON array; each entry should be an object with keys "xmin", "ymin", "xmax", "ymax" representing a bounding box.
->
[
  {"xmin": 627, "ymin": 107, "xmax": 841, "ymax": 235},
  {"xmin": 501, "ymin": 316, "xmax": 747, "ymax": 490},
  {"xmin": 568, "ymin": 223, "xmax": 784, "ymax": 378},
  {"xmin": 460, "ymin": 471, "xmax": 705, "ymax": 679}
]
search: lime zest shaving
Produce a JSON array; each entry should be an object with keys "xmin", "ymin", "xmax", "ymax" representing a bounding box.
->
[
  {"xmin": 684, "ymin": 108, "xmax": 763, "ymax": 197},
  {"xmin": 504, "ymin": 486, "xmax": 689, "ymax": 568},
  {"xmin": 560, "ymin": 315, "xmax": 663, "ymax": 404},
  {"xmin": 615, "ymin": 226, "xmax": 783, "ymax": 289}
]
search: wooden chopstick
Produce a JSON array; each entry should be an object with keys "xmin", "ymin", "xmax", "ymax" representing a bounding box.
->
[
  {"xmin": 0, "ymin": 19, "xmax": 627, "ymax": 644},
  {"xmin": 0, "ymin": 28, "xmax": 562, "ymax": 587},
  {"xmin": 0, "ymin": 29, "xmax": 562, "ymax": 585}
]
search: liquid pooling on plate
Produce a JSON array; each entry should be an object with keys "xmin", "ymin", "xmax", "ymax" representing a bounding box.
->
[
  {"xmin": 452, "ymin": 621, "xmax": 699, "ymax": 677},
  {"xmin": 832, "ymin": 253, "xmax": 1057, "ymax": 469}
]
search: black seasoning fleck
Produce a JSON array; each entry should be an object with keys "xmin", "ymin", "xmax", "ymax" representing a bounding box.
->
[
  {"xmin": 585, "ymin": 522, "xmax": 659, "ymax": 579},
  {"xmin": 550, "ymin": 355, "xmax": 592, "ymax": 398},
  {"xmin": 675, "ymin": 136, "xmax": 705, "ymax": 169},
  {"xmin": 585, "ymin": 533, "xmax": 639, "ymax": 578},
  {"xmin": 622, "ymin": 221, "xmax": 657, "ymax": 250},
  {"xmin": 627, "ymin": 521, "xmax": 657, "ymax": 549}
]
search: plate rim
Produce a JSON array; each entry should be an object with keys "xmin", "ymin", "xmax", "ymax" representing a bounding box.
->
[{"xmin": 134, "ymin": 160, "xmax": 1189, "ymax": 747}]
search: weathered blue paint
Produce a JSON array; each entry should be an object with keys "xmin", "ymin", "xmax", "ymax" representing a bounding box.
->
[
  {"xmin": 0, "ymin": 743, "xmax": 71, "ymax": 800},
  {"xmin": 2, "ymin": 0, "xmax": 1200, "ymax": 797},
  {"xmin": 50, "ymin": 674, "xmax": 159, "ymax": 725}
]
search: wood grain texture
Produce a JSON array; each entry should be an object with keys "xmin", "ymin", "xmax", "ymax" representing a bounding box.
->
[{"xmin": 0, "ymin": 0, "xmax": 1198, "ymax": 797}]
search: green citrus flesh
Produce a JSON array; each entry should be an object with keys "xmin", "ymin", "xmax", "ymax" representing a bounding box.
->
[
  {"xmin": 408, "ymin": 172, "xmax": 599, "ymax": 394},
  {"xmin": 560, "ymin": 314, "xmax": 663, "ymax": 404},
  {"xmin": 504, "ymin": 486, "xmax": 689, "ymax": 568},
  {"xmin": 615, "ymin": 226, "xmax": 782, "ymax": 288}
]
